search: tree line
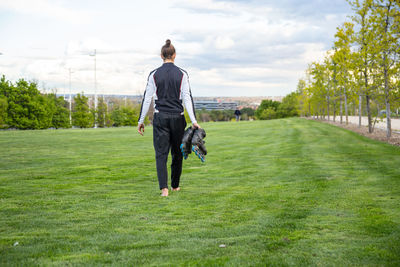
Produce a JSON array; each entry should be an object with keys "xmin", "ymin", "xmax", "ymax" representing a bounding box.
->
[
  {"xmin": 0, "ymin": 74, "xmax": 302, "ymax": 129},
  {"xmin": 193, "ymin": 93, "xmax": 300, "ymax": 122},
  {"xmin": 0, "ymin": 76, "xmax": 148, "ymax": 129},
  {"xmin": 296, "ymin": 0, "xmax": 400, "ymax": 138}
]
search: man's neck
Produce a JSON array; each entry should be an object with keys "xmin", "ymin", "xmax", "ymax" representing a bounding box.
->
[{"xmin": 164, "ymin": 59, "xmax": 174, "ymax": 63}]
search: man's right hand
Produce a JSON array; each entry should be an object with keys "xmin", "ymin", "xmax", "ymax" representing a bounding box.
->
[
  {"xmin": 138, "ymin": 123, "xmax": 145, "ymax": 136},
  {"xmin": 193, "ymin": 122, "xmax": 201, "ymax": 129}
]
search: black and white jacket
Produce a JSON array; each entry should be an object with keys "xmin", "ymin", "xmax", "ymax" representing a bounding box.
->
[{"xmin": 138, "ymin": 62, "xmax": 197, "ymax": 124}]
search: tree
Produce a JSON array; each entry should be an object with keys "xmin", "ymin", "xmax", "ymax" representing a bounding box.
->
[
  {"xmin": 323, "ymin": 56, "xmax": 334, "ymax": 121},
  {"xmin": 110, "ymin": 105, "xmax": 139, "ymax": 127},
  {"xmin": 370, "ymin": 0, "xmax": 400, "ymax": 137},
  {"xmin": 121, "ymin": 106, "xmax": 139, "ymax": 126},
  {"xmin": 96, "ymin": 97, "xmax": 110, "ymax": 128},
  {"xmin": 349, "ymin": 0, "xmax": 379, "ymax": 133},
  {"xmin": 296, "ymin": 79, "xmax": 309, "ymax": 117},
  {"xmin": 333, "ymin": 22, "xmax": 355, "ymax": 125},
  {"xmin": 5, "ymin": 79, "xmax": 54, "ymax": 129},
  {"xmin": 259, "ymin": 107, "xmax": 277, "ymax": 120},
  {"xmin": 240, "ymin": 107, "xmax": 255, "ymax": 120},
  {"xmin": 47, "ymin": 93, "xmax": 70, "ymax": 128},
  {"xmin": 310, "ymin": 61, "xmax": 329, "ymax": 119},
  {"xmin": 0, "ymin": 76, "xmax": 10, "ymax": 128},
  {"xmin": 72, "ymin": 93, "xmax": 93, "ymax": 128},
  {"xmin": 277, "ymin": 92, "xmax": 299, "ymax": 118},
  {"xmin": 0, "ymin": 96, "xmax": 8, "ymax": 128},
  {"xmin": 255, "ymin": 99, "xmax": 280, "ymax": 120}
]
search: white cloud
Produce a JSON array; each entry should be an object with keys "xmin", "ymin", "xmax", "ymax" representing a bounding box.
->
[
  {"xmin": 0, "ymin": 0, "xmax": 92, "ymax": 24},
  {"xmin": 64, "ymin": 38, "xmax": 116, "ymax": 56},
  {"xmin": 174, "ymin": 0, "xmax": 240, "ymax": 15},
  {"xmin": 214, "ymin": 36, "xmax": 235, "ymax": 50},
  {"xmin": 301, "ymin": 43, "xmax": 327, "ymax": 63},
  {"xmin": 325, "ymin": 14, "xmax": 338, "ymax": 21}
]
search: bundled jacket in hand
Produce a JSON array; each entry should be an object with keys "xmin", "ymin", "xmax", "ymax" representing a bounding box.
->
[{"xmin": 180, "ymin": 127, "xmax": 207, "ymax": 162}]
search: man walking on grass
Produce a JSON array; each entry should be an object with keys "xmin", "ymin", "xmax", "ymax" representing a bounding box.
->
[
  {"xmin": 234, "ymin": 107, "xmax": 241, "ymax": 122},
  {"xmin": 137, "ymin": 39, "xmax": 200, "ymax": 197}
]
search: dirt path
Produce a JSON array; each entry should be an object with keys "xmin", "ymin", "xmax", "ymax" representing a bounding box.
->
[
  {"xmin": 329, "ymin": 116, "xmax": 400, "ymax": 132},
  {"xmin": 308, "ymin": 117, "xmax": 400, "ymax": 147}
]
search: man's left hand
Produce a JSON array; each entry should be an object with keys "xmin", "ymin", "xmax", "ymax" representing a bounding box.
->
[{"xmin": 138, "ymin": 123, "xmax": 145, "ymax": 136}]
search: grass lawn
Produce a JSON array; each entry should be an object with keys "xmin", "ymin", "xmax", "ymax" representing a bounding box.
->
[{"xmin": 1, "ymin": 118, "xmax": 400, "ymax": 266}]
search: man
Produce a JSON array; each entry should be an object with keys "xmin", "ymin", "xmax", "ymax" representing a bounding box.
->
[
  {"xmin": 137, "ymin": 39, "xmax": 200, "ymax": 197},
  {"xmin": 234, "ymin": 107, "xmax": 241, "ymax": 122}
]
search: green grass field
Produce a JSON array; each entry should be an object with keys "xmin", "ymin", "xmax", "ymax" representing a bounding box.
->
[{"xmin": 1, "ymin": 118, "xmax": 400, "ymax": 266}]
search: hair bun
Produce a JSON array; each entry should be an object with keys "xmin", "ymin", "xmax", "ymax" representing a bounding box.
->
[{"xmin": 161, "ymin": 39, "xmax": 175, "ymax": 59}]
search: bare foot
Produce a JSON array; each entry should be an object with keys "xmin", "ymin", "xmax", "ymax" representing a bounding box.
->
[
  {"xmin": 172, "ymin": 187, "xmax": 180, "ymax": 191},
  {"xmin": 161, "ymin": 188, "xmax": 168, "ymax": 197}
]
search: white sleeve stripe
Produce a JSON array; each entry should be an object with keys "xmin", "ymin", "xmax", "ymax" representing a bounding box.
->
[
  {"xmin": 180, "ymin": 71, "xmax": 197, "ymax": 124},
  {"xmin": 179, "ymin": 75, "xmax": 184, "ymax": 100},
  {"xmin": 138, "ymin": 71, "xmax": 157, "ymax": 124}
]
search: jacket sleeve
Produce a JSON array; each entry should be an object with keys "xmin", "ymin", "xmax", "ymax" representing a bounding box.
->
[
  {"xmin": 138, "ymin": 72, "xmax": 156, "ymax": 124},
  {"xmin": 181, "ymin": 72, "xmax": 197, "ymax": 124}
]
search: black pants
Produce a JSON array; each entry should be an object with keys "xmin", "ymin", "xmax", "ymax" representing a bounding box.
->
[{"xmin": 153, "ymin": 112, "xmax": 187, "ymax": 189}]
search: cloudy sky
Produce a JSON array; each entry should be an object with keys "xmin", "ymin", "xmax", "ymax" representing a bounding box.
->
[{"xmin": 0, "ymin": 0, "xmax": 352, "ymax": 97}]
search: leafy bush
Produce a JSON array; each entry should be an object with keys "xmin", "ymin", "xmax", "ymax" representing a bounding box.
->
[
  {"xmin": 256, "ymin": 94, "xmax": 299, "ymax": 120},
  {"xmin": 0, "ymin": 95, "xmax": 8, "ymax": 128},
  {"xmin": 3, "ymin": 78, "xmax": 54, "ymax": 129},
  {"xmin": 259, "ymin": 107, "xmax": 277, "ymax": 120},
  {"xmin": 255, "ymin": 100, "xmax": 280, "ymax": 120},
  {"xmin": 47, "ymin": 93, "xmax": 70, "ymax": 129},
  {"xmin": 72, "ymin": 93, "xmax": 93, "ymax": 128},
  {"xmin": 111, "ymin": 106, "xmax": 139, "ymax": 127},
  {"xmin": 277, "ymin": 92, "xmax": 299, "ymax": 118},
  {"xmin": 240, "ymin": 107, "xmax": 255, "ymax": 118}
]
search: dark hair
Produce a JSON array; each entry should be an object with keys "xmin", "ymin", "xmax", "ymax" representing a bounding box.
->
[{"xmin": 161, "ymin": 39, "xmax": 176, "ymax": 59}]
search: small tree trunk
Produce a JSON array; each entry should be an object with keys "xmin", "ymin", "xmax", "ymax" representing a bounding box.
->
[
  {"xmin": 364, "ymin": 67, "xmax": 372, "ymax": 133},
  {"xmin": 358, "ymin": 94, "xmax": 362, "ymax": 128},
  {"xmin": 327, "ymin": 95, "xmax": 330, "ymax": 121},
  {"xmin": 384, "ymin": 66, "xmax": 391, "ymax": 138},
  {"xmin": 366, "ymin": 94, "xmax": 372, "ymax": 133},
  {"xmin": 373, "ymin": 104, "xmax": 380, "ymax": 132},
  {"xmin": 333, "ymin": 100, "xmax": 336, "ymax": 122},
  {"xmin": 344, "ymin": 87, "xmax": 348, "ymax": 125},
  {"xmin": 385, "ymin": 93, "xmax": 391, "ymax": 138},
  {"xmin": 340, "ymin": 95, "xmax": 343, "ymax": 124}
]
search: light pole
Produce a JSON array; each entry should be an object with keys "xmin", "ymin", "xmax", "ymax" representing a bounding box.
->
[
  {"xmin": 68, "ymin": 68, "xmax": 74, "ymax": 126},
  {"xmin": 90, "ymin": 49, "xmax": 97, "ymax": 128},
  {"xmin": 103, "ymin": 94, "xmax": 106, "ymax": 127}
]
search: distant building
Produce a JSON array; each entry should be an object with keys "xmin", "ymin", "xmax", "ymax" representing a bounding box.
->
[
  {"xmin": 194, "ymin": 100, "xmax": 238, "ymax": 110},
  {"xmin": 218, "ymin": 102, "xmax": 237, "ymax": 110},
  {"xmin": 195, "ymin": 101, "xmax": 219, "ymax": 110}
]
